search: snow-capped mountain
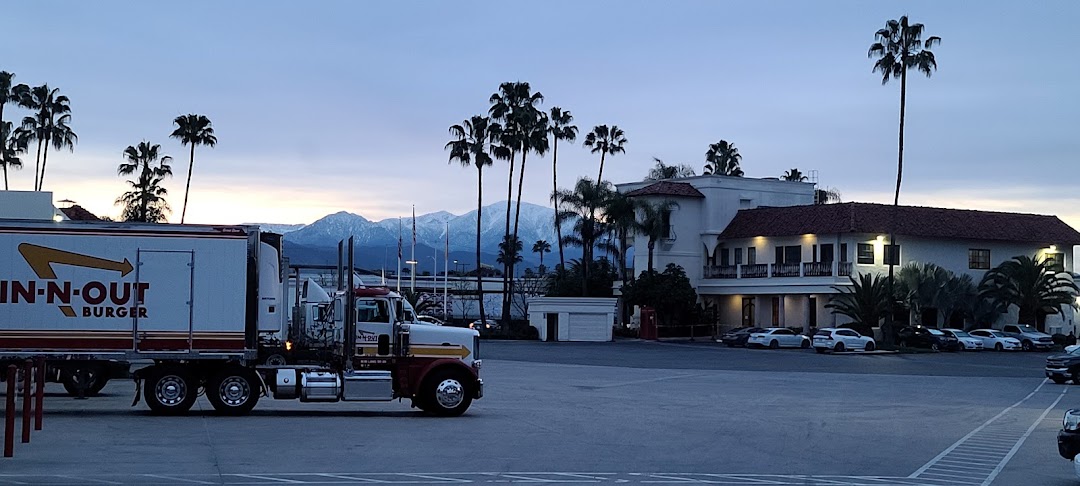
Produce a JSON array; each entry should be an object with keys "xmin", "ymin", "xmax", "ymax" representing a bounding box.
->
[
  {"xmin": 245, "ymin": 223, "xmax": 306, "ymax": 234},
  {"xmin": 284, "ymin": 201, "xmax": 566, "ymax": 253}
]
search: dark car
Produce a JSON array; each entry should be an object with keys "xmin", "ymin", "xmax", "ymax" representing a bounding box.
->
[
  {"xmin": 1046, "ymin": 346, "xmax": 1080, "ymax": 384},
  {"xmin": 1058, "ymin": 409, "xmax": 1080, "ymax": 477},
  {"xmin": 719, "ymin": 327, "xmax": 765, "ymax": 347},
  {"xmin": 896, "ymin": 326, "xmax": 960, "ymax": 352}
]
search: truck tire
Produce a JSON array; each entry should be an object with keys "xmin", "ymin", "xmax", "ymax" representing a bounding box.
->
[
  {"xmin": 61, "ymin": 365, "xmax": 107, "ymax": 398},
  {"xmin": 1022, "ymin": 340, "xmax": 1033, "ymax": 352},
  {"xmin": 206, "ymin": 367, "xmax": 260, "ymax": 416},
  {"xmin": 144, "ymin": 367, "xmax": 197, "ymax": 415},
  {"xmin": 418, "ymin": 368, "xmax": 473, "ymax": 417}
]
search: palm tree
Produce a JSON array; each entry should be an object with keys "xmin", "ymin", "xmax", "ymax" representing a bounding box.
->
[
  {"xmin": 583, "ymin": 125, "xmax": 627, "ymax": 186},
  {"xmin": 703, "ymin": 140, "xmax": 742, "ymax": 176},
  {"xmin": 531, "ymin": 240, "xmax": 551, "ymax": 271},
  {"xmin": 0, "ymin": 73, "xmax": 28, "ymax": 190},
  {"xmin": 644, "ymin": 158, "xmax": 696, "ymax": 181},
  {"xmin": 20, "ymin": 85, "xmax": 77, "ymax": 191},
  {"xmin": 782, "ymin": 168, "xmax": 807, "ymax": 182},
  {"xmin": 116, "ymin": 142, "xmax": 173, "ymax": 223},
  {"xmin": 554, "ymin": 177, "xmax": 614, "ymax": 296},
  {"xmin": 826, "ymin": 273, "xmax": 891, "ymax": 338},
  {"xmin": 1, "ymin": 122, "xmax": 26, "ymax": 190},
  {"xmin": 870, "ymin": 16, "xmax": 941, "ymax": 336},
  {"xmin": 497, "ymin": 235, "xmax": 523, "ymax": 268},
  {"xmin": 170, "ymin": 114, "xmax": 218, "ymax": 224},
  {"xmin": 895, "ymin": 262, "xmax": 951, "ymax": 327},
  {"xmin": 548, "ymin": 107, "xmax": 577, "ymax": 270},
  {"xmin": 446, "ymin": 115, "xmax": 505, "ymax": 327},
  {"xmin": 636, "ymin": 199, "xmax": 675, "ymax": 273},
  {"xmin": 979, "ymin": 255, "xmax": 1078, "ymax": 332}
]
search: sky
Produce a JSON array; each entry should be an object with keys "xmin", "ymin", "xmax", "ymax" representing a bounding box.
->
[{"xmin": 2, "ymin": 1, "xmax": 1078, "ymax": 227}]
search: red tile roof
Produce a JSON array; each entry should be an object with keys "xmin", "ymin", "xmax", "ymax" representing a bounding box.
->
[
  {"xmin": 624, "ymin": 181, "xmax": 705, "ymax": 198},
  {"xmin": 719, "ymin": 202, "xmax": 1080, "ymax": 245},
  {"xmin": 59, "ymin": 205, "xmax": 102, "ymax": 221}
]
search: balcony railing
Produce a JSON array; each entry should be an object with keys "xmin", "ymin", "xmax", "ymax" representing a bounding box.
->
[
  {"xmin": 741, "ymin": 264, "xmax": 768, "ymax": 278},
  {"xmin": 772, "ymin": 263, "xmax": 801, "ymax": 277},
  {"xmin": 701, "ymin": 261, "xmax": 855, "ymax": 280},
  {"xmin": 803, "ymin": 262, "xmax": 832, "ymax": 277}
]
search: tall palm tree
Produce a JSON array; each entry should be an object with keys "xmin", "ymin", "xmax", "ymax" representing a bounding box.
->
[
  {"xmin": 532, "ymin": 240, "xmax": 551, "ymax": 271},
  {"xmin": 895, "ymin": 262, "xmax": 951, "ymax": 326},
  {"xmin": 0, "ymin": 73, "xmax": 28, "ymax": 190},
  {"xmin": 826, "ymin": 273, "xmax": 891, "ymax": 338},
  {"xmin": 603, "ymin": 192, "xmax": 638, "ymax": 283},
  {"xmin": 548, "ymin": 107, "xmax": 577, "ymax": 270},
  {"xmin": 20, "ymin": 85, "xmax": 77, "ymax": 191},
  {"xmin": 170, "ymin": 114, "xmax": 218, "ymax": 224},
  {"xmin": 583, "ymin": 125, "xmax": 627, "ymax": 187},
  {"xmin": 782, "ymin": 168, "xmax": 807, "ymax": 182},
  {"xmin": 635, "ymin": 199, "xmax": 675, "ymax": 273},
  {"xmin": 446, "ymin": 115, "xmax": 505, "ymax": 327},
  {"xmin": 116, "ymin": 142, "xmax": 173, "ymax": 223},
  {"xmin": 645, "ymin": 158, "xmax": 696, "ymax": 181},
  {"xmin": 1, "ymin": 122, "xmax": 26, "ymax": 190},
  {"xmin": 869, "ymin": 16, "xmax": 941, "ymax": 335},
  {"xmin": 703, "ymin": 140, "xmax": 743, "ymax": 176},
  {"xmin": 554, "ymin": 177, "xmax": 613, "ymax": 296},
  {"xmin": 979, "ymin": 255, "xmax": 1078, "ymax": 332},
  {"xmin": 497, "ymin": 235, "xmax": 523, "ymax": 268}
]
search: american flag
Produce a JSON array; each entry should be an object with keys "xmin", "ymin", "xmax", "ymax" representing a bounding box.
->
[{"xmin": 397, "ymin": 218, "xmax": 402, "ymax": 260}]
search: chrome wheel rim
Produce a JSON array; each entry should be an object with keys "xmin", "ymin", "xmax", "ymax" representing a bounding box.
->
[
  {"xmin": 155, "ymin": 375, "xmax": 187, "ymax": 406},
  {"xmin": 218, "ymin": 376, "xmax": 251, "ymax": 407},
  {"xmin": 435, "ymin": 378, "xmax": 464, "ymax": 409},
  {"xmin": 265, "ymin": 355, "xmax": 287, "ymax": 366}
]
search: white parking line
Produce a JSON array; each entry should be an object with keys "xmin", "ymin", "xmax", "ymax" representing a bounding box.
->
[
  {"xmin": 232, "ymin": 474, "xmax": 306, "ymax": 483},
  {"xmin": 316, "ymin": 474, "xmax": 390, "ymax": 483},
  {"xmin": 980, "ymin": 387, "xmax": 1068, "ymax": 486},
  {"xmin": 143, "ymin": 476, "xmax": 216, "ymax": 485}
]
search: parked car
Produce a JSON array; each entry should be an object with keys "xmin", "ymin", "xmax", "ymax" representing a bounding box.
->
[
  {"xmin": 1046, "ymin": 346, "xmax": 1080, "ymax": 384},
  {"xmin": 1057, "ymin": 409, "xmax": 1080, "ymax": 478},
  {"xmin": 941, "ymin": 328, "xmax": 984, "ymax": 351},
  {"xmin": 1002, "ymin": 324, "xmax": 1055, "ymax": 351},
  {"xmin": 719, "ymin": 327, "xmax": 765, "ymax": 347},
  {"xmin": 896, "ymin": 326, "xmax": 959, "ymax": 352},
  {"xmin": 969, "ymin": 329, "xmax": 1023, "ymax": 351},
  {"xmin": 812, "ymin": 328, "xmax": 875, "ymax": 353},
  {"xmin": 747, "ymin": 328, "xmax": 810, "ymax": 349},
  {"xmin": 469, "ymin": 319, "xmax": 502, "ymax": 335},
  {"xmin": 416, "ymin": 315, "xmax": 444, "ymax": 326}
]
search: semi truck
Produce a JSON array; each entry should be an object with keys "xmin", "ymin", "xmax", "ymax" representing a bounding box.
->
[{"xmin": 0, "ymin": 218, "xmax": 482, "ymax": 416}]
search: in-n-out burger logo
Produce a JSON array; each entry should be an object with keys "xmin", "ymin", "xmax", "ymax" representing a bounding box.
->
[{"xmin": 0, "ymin": 243, "xmax": 149, "ymax": 318}]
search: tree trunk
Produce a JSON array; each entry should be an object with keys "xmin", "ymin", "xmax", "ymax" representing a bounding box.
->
[
  {"xmin": 181, "ymin": 143, "xmax": 195, "ymax": 224},
  {"xmin": 32, "ymin": 139, "xmax": 41, "ymax": 192},
  {"xmin": 0, "ymin": 103, "xmax": 6, "ymax": 191},
  {"xmin": 503, "ymin": 150, "xmax": 515, "ymax": 322},
  {"xmin": 647, "ymin": 239, "xmax": 655, "ymax": 273},
  {"xmin": 883, "ymin": 66, "xmax": 908, "ymax": 347},
  {"xmin": 505, "ymin": 150, "xmax": 528, "ymax": 326},
  {"xmin": 37, "ymin": 135, "xmax": 50, "ymax": 191},
  {"xmin": 553, "ymin": 138, "xmax": 564, "ymax": 270},
  {"xmin": 597, "ymin": 150, "xmax": 606, "ymax": 186},
  {"xmin": 476, "ymin": 166, "xmax": 487, "ymax": 327}
]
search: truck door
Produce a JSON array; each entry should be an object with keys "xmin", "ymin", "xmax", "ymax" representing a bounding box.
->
[
  {"xmin": 354, "ymin": 298, "xmax": 392, "ymax": 356},
  {"xmin": 134, "ymin": 250, "xmax": 194, "ymax": 352}
]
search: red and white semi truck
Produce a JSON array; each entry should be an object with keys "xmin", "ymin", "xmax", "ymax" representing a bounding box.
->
[{"xmin": 0, "ymin": 218, "xmax": 482, "ymax": 416}]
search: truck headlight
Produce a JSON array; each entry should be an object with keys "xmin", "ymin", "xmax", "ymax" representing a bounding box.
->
[{"xmin": 1064, "ymin": 409, "xmax": 1080, "ymax": 431}]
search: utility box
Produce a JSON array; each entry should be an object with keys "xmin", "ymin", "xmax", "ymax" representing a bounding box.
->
[
  {"xmin": 0, "ymin": 191, "xmax": 59, "ymax": 221},
  {"xmin": 527, "ymin": 297, "xmax": 617, "ymax": 342}
]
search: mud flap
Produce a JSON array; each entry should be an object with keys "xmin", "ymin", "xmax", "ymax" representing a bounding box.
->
[{"xmin": 131, "ymin": 378, "xmax": 142, "ymax": 407}]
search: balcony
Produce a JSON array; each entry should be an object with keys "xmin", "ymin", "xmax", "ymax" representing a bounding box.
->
[{"xmin": 702, "ymin": 261, "xmax": 853, "ymax": 280}]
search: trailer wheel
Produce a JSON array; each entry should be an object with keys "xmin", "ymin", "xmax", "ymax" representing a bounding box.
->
[
  {"xmin": 144, "ymin": 367, "xmax": 197, "ymax": 415},
  {"xmin": 206, "ymin": 367, "xmax": 260, "ymax": 416},
  {"xmin": 418, "ymin": 369, "xmax": 473, "ymax": 417},
  {"xmin": 61, "ymin": 365, "xmax": 107, "ymax": 398}
]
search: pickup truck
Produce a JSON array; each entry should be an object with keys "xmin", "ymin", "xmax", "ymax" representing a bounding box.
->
[
  {"xmin": 1002, "ymin": 324, "xmax": 1055, "ymax": 351},
  {"xmin": 1046, "ymin": 347, "xmax": 1080, "ymax": 384}
]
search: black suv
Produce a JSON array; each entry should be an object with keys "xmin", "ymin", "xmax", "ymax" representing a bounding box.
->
[
  {"xmin": 720, "ymin": 327, "xmax": 764, "ymax": 347},
  {"xmin": 1046, "ymin": 347, "xmax": 1080, "ymax": 384},
  {"xmin": 896, "ymin": 326, "xmax": 960, "ymax": 352}
]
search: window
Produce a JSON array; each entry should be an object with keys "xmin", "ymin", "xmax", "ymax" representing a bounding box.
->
[
  {"xmin": 968, "ymin": 249, "xmax": 990, "ymax": 270},
  {"xmin": 857, "ymin": 243, "xmax": 874, "ymax": 264},
  {"xmin": 356, "ymin": 299, "xmax": 390, "ymax": 323},
  {"xmin": 808, "ymin": 297, "xmax": 817, "ymax": 327},
  {"xmin": 1047, "ymin": 252, "xmax": 1065, "ymax": 272},
  {"xmin": 812, "ymin": 244, "xmax": 817, "ymax": 262},
  {"xmin": 784, "ymin": 246, "xmax": 801, "ymax": 264},
  {"xmin": 661, "ymin": 210, "xmax": 672, "ymax": 238},
  {"xmin": 775, "ymin": 246, "xmax": 784, "ymax": 264},
  {"xmin": 820, "ymin": 244, "xmax": 834, "ymax": 263},
  {"xmin": 735, "ymin": 248, "xmax": 743, "ymax": 265},
  {"xmin": 720, "ymin": 248, "xmax": 730, "ymax": 266},
  {"xmin": 884, "ymin": 244, "xmax": 900, "ymax": 265},
  {"xmin": 774, "ymin": 329, "xmax": 793, "ymax": 335},
  {"xmin": 739, "ymin": 198, "xmax": 753, "ymax": 209},
  {"xmin": 840, "ymin": 243, "xmax": 848, "ymax": 262},
  {"xmin": 747, "ymin": 247, "xmax": 757, "ymax": 265}
]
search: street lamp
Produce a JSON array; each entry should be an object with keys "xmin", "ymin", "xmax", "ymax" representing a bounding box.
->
[{"xmin": 405, "ymin": 260, "xmax": 418, "ymax": 292}]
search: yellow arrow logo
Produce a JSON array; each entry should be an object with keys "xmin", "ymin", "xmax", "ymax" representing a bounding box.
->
[{"xmin": 18, "ymin": 243, "xmax": 134, "ymax": 279}]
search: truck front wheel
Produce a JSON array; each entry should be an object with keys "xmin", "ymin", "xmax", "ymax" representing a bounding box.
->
[
  {"xmin": 419, "ymin": 369, "xmax": 473, "ymax": 417},
  {"xmin": 206, "ymin": 367, "xmax": 260, "ymax": 416},
  {"xmin": 144, "ymin": 367, "xmax": 197, "ymax": 415}
]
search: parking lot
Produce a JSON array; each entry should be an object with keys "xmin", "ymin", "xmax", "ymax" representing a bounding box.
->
[{"xmin": 0, "ymin": 340, "xmax": 1075, "ymax": 485}]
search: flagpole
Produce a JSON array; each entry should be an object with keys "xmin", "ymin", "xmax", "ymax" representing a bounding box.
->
[
  {"xmin": 444, "ymin": 221, "xmax": 449, "ymax": 320},
  {"xmin": 397, "ymin": 218, "xmax": 402, "ymax": 293},
  {"xmin": 410, "ymin": 205, "xmax": 416, "ymax": 294}
]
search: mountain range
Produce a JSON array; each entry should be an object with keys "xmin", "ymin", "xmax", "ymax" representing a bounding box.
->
[{"xmin": 249, "ymin": 201, "xmax": 576, "ymax": 273}]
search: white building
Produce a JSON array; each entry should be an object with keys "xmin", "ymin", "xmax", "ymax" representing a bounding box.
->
[{"xmin": 616, "ymin": 176, "xmax": 1080, "ymax": 335}]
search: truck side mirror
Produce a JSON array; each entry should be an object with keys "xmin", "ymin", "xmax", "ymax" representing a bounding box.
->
[
  {"xmin": 377, "ymin": 334, "xmax": 390, "ymax": 356},
  {"xmin": 395, "ymin": 300, "xmax": 405, "ymax": 323}
]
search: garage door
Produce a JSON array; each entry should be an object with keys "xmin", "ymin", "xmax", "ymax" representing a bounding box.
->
[{"xmin": 567, "ymin": 313, "xmax": 610, "ymax": 342}]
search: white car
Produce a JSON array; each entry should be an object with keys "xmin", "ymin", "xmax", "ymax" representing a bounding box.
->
[
  {"xmin": 812, "ymin": 328, "xmax": 876, "ymax": 353},
  {"xmin": 747, "ymin": 328, "xmax": 810, "ymax": 349},
  {"xmin": 969, "ymin": 329, "xmax": 1022, "ymax": 351},
  {"xmin": 416, "ymin": 315, "xmax": 444, "ymax": 326},
  {"xmin": 941, "ymin": 328, "xmax": 983, "ymax": 351}
]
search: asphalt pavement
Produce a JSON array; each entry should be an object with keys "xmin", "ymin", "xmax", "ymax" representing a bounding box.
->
[{"xmin": 0, "ymin": 340, "xmax": 1073, "ymax": 485}]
